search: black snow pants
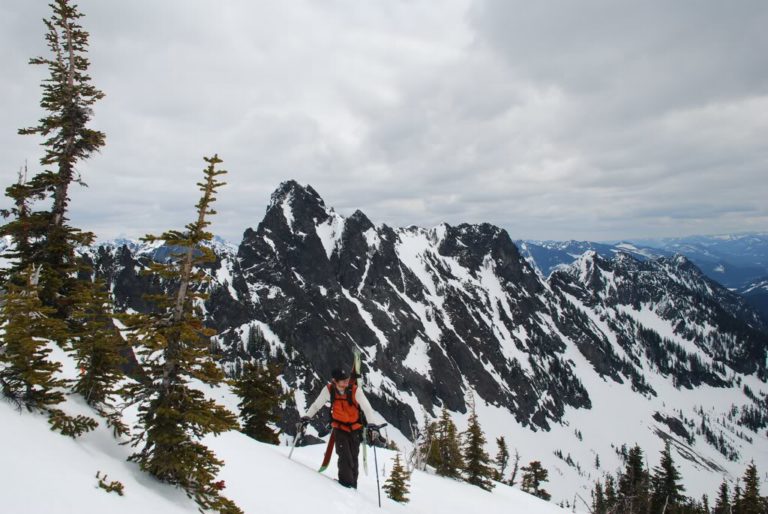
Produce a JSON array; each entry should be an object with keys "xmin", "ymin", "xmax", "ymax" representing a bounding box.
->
[{"xmin": 334, "ymin": 427, "xmax": 361, "ymax": 488}]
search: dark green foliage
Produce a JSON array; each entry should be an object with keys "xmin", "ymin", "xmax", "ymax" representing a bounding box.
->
[
  {"xmin": 740, "ymin": 462, "xmax": 762, "ymax": 514},
  {"xmin": 461, "ymin": 400, "xmax": 495, "ymax": 491},
  {"xmin": 48, "ymin": 407, "xmax": 99, "ymax": 437},
  {"xmin": 0, "ymin": 267, "xmax": 68, "ymax": 410},
  {"xmin": 520, "ymin": 461, "xmax": 551, "ymax": 501},
  {"xmin": 714, "ymin": 480, "xmax": 730, "ymax": 514},
  {"xmin": 123, "ymin": 156, "xmax": 241, "ymax": 514},
  {"xmin": 650, "ymin": 442, "xmax": 686, "ymax": 513},
  {"xmin": 433, "ymin": 407, "xmax": 464, "ymax": 479},
  {"xmin": 69, "ymin": 279, "xmax": 128, "ymax": 436},
  {"xmin": 592, "ymin": 480, "xmax": 607, "ymax": 514},
  {"xmin": 494, "ymin": 436, "xmax": 509, "ymax": 482},
  {"xmin": 383, "ymin": 453, "xmax": 411, "ymax": 503},
  {"xmin": 617, "ymin": 444, "xmax": 650, "ymax": 513},
  {"xmin": 232, "ymin": 361, "xmax": 287, "ymax": 444}
]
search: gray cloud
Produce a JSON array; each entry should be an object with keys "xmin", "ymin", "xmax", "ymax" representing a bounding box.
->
[{"xmin": 0, "ymin": 0, "xmax": 765, "ymax": 243}]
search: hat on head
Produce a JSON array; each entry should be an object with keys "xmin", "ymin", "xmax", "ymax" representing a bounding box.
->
[{"xmin": 331, "ymin": 368, "xmax": 349, "ymax": 381}]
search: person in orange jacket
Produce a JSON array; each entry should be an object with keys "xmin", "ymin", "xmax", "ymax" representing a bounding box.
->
[{"xmin": 301, "ymin": 368, "xmax": 386, "ymax": 489}]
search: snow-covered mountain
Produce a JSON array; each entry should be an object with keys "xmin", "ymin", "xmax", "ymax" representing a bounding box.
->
[
  {"xmin": 83, "ymin": 181, "xmax": 768, "ymax": 503},
  {"xmin": 517, "ymin": 240, "xmax": 671, "ymax": 277},
  {"xmin": 739, "ymin": 276, "xmax": 768, "ymax": 323},
  {"xmin": 631, "ymin": 233, "xmax": 768, "ymax": 289}
]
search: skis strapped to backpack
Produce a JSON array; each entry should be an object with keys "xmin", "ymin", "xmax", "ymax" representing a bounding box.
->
[
  {"xmin": 357, "ymin": 349, "xmax": 368, "ymax": 475},
  {"xmin": 318, "ymin": 349, "xmax": 362, "ymax": 473}
]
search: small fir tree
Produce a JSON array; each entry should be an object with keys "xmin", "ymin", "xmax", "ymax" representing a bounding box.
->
[
  {"xmin": 713, "ymin": 479, "xmax": 730, "ymax": 514},
  {"xmin": 617, "ymin": 444, "xmax": 650, "ymax": 513},
  {"xmin": 603, "ymin": 475, "xmax": 618, "ymax": 513},
  {"xmin": 732, "ymin": 480, "xmax": 742, "ymax": 514},
  {"xmin": 494, "ymin": 436, "xmax": 509, "ymax": 482},
  {"xmin": 650, "ymin": 441, "xmax": 685, "ymax": 513},
  {"xmin": 419, "ymin": 415, "xmax": 440, "ymax": 471},
  {"xmin": 461, "ymin": 399, "xmax": 495, "ymax": 491},
  {"xmin": 740, "ymin": 462, "xmax": 761, "ymax": 514},
  {"xmin": 232, "ymin": 361, "xmax": 287, "ymax": 444},
  {"xmin": 0, "ymin": 266, "xmax": 97, "ymax": 436},
  {"xmin": 123, "ymin": 156, "xmax": 241, "ymax": 514},
  {"xmin": 434, "ymin": 407, "xmax": 464, "ymax": 479},
  {"xmin": 383, "ymin": 453, "xmax": 411, "ymax": 503},
  {"xmin": 592, "ymin": 480, "xmax": 607, "ymax": 514},
  {"xmin": 520, "ymin": 461, "xmax": 551, "ymax": 501}
]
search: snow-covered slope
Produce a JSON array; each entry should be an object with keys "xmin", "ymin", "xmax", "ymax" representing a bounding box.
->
[{"xmin": 0, "ymin": 348, "xmax": 570, "ymax": 514}]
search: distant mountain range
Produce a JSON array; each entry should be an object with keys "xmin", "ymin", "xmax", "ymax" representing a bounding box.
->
[{"xmin": 517, "ymin": 234, "xmax": 768, "ymax": 320}]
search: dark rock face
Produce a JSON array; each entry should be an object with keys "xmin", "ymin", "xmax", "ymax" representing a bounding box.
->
[{"xmin": 90, "ymin": 182, "xmax": 768, "ymax": 441}]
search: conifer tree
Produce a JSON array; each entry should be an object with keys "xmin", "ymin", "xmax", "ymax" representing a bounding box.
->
[
  {"xmin": 650, "ymin": 441, "xmax": 685, "ymax": 513},
  {"xmin": 604, "ymin": 475, "xmax": 618, "ymax": 513},
  {"xmin": 733, "ymin": 480, "xmax": 742, "ymax": 514},
  {"xmin": 383, "ymin": 453, "xmax": 411, "ymax": 503},
  {"xmin": 713, "ymin": 480, "xmax": 729, "ymax": 514},
  {"xmin": 232, "ymin": 361, "xmax": 287, "ymax": 444},
  {"xmin": 0, "ymin": 266, "xmax": 97, "ymax": 436},
  {"xmin": 123, "ymin": 155, "xmax": 241, "ymax": 514},
  {"xmin": 494, "ymin": 436, "xmax": 509, "ymax": 482},
  {"xmin": 461, "ymin": 400, "xmax": 495, "ymax": 491},
  {"xmin": 592, "ymin": 480, "xmax": 607, "ymax": 514},
  {"xmin": 617, "ymin": 444, "xmax": 650, "ymax": 513},
  {"xmin": 508, "ymin": 447, "xmax": 520, "ymax": 486},
  {"xmin": 2, "ymin": 0, "xmax": 105, "ymax": 316},
  {"xmin": 521, "ymin": 461, "xmax": 551, "ymax": 501},
  {"xmin": 419, "ymin": 416, "xmax": 440, "ymax": 471},
  {"xmin": 739, "ymin": 462, "xmax": 761, "ymax": 514},
  {"xmin": 69, "ymin": 279, "xmax": 127, "ymax": 436},
  {"xmin": 434, "ymin": 407, "xmax": 464, "ymax": 479}
]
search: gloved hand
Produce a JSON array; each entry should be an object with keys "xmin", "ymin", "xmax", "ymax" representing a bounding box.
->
[
  {"xmin": 366, "ymin": 423, "xmax": 387, "ymax": 444},
  {"xmin": 296, "ymin": 416, "xmax": 310, "ymax": 432}
]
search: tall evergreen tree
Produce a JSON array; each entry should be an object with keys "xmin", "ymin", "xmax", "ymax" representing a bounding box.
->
[
  {"xmin": 461, "ymin": 400, "xmax": 495, "ymax": 491},
  {"xmin": 651, "ymin": 441, "xmax": 686, "ymax": 513},
  {"xmin": 740, "ymin": 462, "xmax": 761, "ymax": 514},
  {"xmin": 383, "ymin": 453, "xmax": 411, "ymax": 503},
  {"xmin": 123, "ymin": 156, "xmax": 241, "ymax": 514},
  {"xmin": 0, "ymin": 266, "xmax": 97, "ymax": 436},
  {"xmin": 617, "ymin": 444, "xmax": 650, "ymax": 514},
  {"xmin": 520, "ymin": 461, "xmax": 551, "ymax": 501},
  {"xmin": 494, "ymin": 436, "xmax": 509, "ymax": 482},
  {"xmin": 2, "ymin": 0, "xmax": 105, "ymax": 316},
  {"xmin": 231, "ymin": 361, "xmax": 286, "ymax": 444}
]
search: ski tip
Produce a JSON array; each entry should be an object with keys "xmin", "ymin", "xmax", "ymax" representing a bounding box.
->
[{"xmin": 318, "ymin": 466, "xmax": 328, "ymax": 473}]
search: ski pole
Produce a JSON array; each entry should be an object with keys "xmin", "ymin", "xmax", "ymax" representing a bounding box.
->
[
  {"xmin": 373, "ymin": 439, "xmax": 381, "ymax": 508},
  {"xmin": 289, "ymin": 420, "xmax": 306, "ymax": 460}
]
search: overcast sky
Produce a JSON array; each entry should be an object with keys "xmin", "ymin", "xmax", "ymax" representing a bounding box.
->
[{"xmin": 1, "ymin": 1, "xmax": 766, "ymax": 243}]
